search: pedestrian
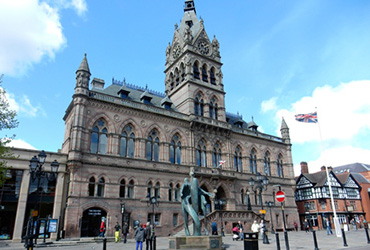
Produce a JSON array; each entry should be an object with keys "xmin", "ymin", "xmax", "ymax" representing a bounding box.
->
[
  {"xmin": 303, "ymin": 219, "xmax": 310, "ymax": 233},
  {"xmin": 325, "ymin": 218, "xmax": 333, "ymax": 235},
  {"xmin": 294, "ymin": 221, "xmax": 298, "ymax": 231},
  {"xmin": 114, "ymin": 221, "xmax": 121, "ymax": 243},
  {"xmin": 122, "ymin": 222, "xmax": 129, "ymax": 243},
  {"xmin": 135, "ymin": 223, "xmax": 145, "ymax": 250},
  {"xmin": 145, "ymin": 222, "xmax": 153, "ymax": 250},
  {"xmin": 351, "ymin": 219, "xmax": 357, "ymax": 231},
  {"xmin": 251, "ymin": 220, "xmax": 260, "ymax": 233},
  {"xmin": 98, "ymin": 218, "xmax": 106, "ymax": 237},
  {"xmin": 237, "ymin": 220, "xmax": 244, "ymax": 240},
  {"xmin": 211, "ymin": 219, "xmax": 218, "ymax": 235}
]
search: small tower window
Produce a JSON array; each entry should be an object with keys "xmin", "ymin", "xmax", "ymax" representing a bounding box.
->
[
  {"xmin": 210, "ymin": 68, "xmax": 216, "ymax": 85},
  {"xmin": 193, "ymin": 63, "xmax": 200, "ymax": 79},
  {"xmin": 202, "ymin": 65, "xmax": 208, "ymax": 82}
]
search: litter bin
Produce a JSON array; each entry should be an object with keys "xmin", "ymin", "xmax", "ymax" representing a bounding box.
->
[{"xmin": 244, "ymin": 232, "xmax": 258, "ymax": 250}]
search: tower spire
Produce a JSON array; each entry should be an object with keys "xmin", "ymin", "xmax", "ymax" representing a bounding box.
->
[{"xmin": 184, "ymin": 0, "xmax": 196, "ymax": 13}]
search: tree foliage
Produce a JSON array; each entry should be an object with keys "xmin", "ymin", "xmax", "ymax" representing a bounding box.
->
[{"xmin": 0, "ymin": 74, "xmax": 19, "ymax": 186}]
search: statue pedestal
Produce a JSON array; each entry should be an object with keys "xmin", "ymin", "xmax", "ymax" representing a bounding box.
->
[{"xmin": 168, "ymin": 235, "xmax": 222, "ymax": 250}]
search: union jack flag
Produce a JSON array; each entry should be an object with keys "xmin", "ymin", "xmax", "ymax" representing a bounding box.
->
[{"xmin": 295, "ymin": 112, "xmax": 318, "ymax": 123}]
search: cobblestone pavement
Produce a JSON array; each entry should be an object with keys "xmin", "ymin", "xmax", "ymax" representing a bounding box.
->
[{"xmin": 1, "ymin": 229, "xmax": 370, "ymax": 250}]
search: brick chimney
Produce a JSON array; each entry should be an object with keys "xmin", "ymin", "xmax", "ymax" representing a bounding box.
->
[
  {"xmin": 321, "ymin": 166, "xmax": 333, "ymax": 172},
  {"xmin": 300, "ymin": 162, "xmax": 309, "ymax": 174}
]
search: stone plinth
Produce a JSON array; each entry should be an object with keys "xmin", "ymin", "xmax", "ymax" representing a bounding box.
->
[{"xmin": 168, "ymin": 235, "xmax": 222, "ymax": 250}]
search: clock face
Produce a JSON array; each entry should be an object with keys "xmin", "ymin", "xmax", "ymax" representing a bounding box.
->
[
  {"xmin": 172, "ymin": 44, "xmax": 181, "ymax": 59},
  {"xmin": 198, "ymin": 41, "xmax": 209, "ymax": 55}
]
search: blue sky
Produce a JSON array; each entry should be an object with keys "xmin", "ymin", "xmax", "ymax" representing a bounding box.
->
[{"xmin": 1, "ymin": 0, "xmax": 370, "ymax": 175}]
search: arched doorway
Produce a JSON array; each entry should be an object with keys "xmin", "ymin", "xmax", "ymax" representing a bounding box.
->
[{"xmin": 81, "ymin": 207, "xmax": 107, "ymax": 237}]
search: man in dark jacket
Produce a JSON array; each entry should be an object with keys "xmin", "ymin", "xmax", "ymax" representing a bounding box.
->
[
  {"xmin": 145, "ymin": 222, "xmax": 153, "ymax": 250},
  {"xmin": 135, "ymin": 223, "xmax": 145, "ymax": 250},
  {"xmin": 122, "ymin": 222, "xmax": 129, "ymax": 243}
]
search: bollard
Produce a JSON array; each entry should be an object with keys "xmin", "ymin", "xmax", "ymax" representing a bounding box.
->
[
  {"xmin": 153, "ymin": 235, "xmax": 156, "ymax": 250},
  {"xmin": 312, "ymin": 230, "xmax": 319, "ymax": 250},
  {"xmin": 275, "ymin": 232, "xmax": 281, "ymax": 250},
  {"xmin": 284, "ymin": 231, "xmax": 290, "ymax": 250},
  {"xmin": 365, "ymin": 227, "xmax": 370, "ymax": 244},
  {"xmin": 103, "ymin": 237, "xmax": 107, "ymax": 250},
  {"xmin": 341, "ymin": 228, "xmax": 348, "ymax": 247}
]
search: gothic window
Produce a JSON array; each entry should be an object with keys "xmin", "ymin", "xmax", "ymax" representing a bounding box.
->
[
  {"xmin": 194, "ymin": 93, "xmax": 204, "ymax": 116},
  {"xmin": 175, "ymin": 184, "xmax": 180, "ymax": 201},
  {"xmin": 277, "ymin": 154, "xmax": 284, "ymax": 177},
  {"xmin": 209, "ymin": 97, "xmax": 218, "ymax": 120},
  {"xmin": 180, "ymin": 64, "xmax": 185, "ymax": 82},
  {"xmin": 193, "ymin": 62, "xmax": 200, "ymax": 79},
  {"xmin": 120, "ymin": 179, "xmax": 126, "ymax": 198},
  {"xmin": 212, "ymin": 143, "xmax": 221, "ymax": 168},
  {"xmin": 175, "ymin": 68, "xmax": 180, "ymax": 86},
  {"xmin": 146, "ymin": 130, "xmax": 160, "ymax": 161},
  {"xmin": 210, "ymin": 67, "xmax": 216, "ymax": 85},
  {"xmin": 264, "ymin": 152, "xmax": 271, "ymax": 176},
  {"xmin": 170, "ymin": 134, "xmax": 182, "ymax": 164},
  {"xmin": 127, "ymin": 180, "xmax": 134, "ymax": 198},
  {"xmin": 169, "ymin": 183, "xmax": 173, "ymax": 201},
  {"xmin": 88, "ymin": 177, "xmax": 95, "ymax": 196},
  {"xmin": 90, "ymin": 119, "xmax": 108, "ymax": 154},
  {"xmin": 250, "ymin": 149, "xmax": 257, "ymax": 174},
  {"xmin": 120, "ymin": 124, "xmax": 135, "ymax": 158},
  {"xmin": 234, "ymin": 146, "xmax": 243, "ymax": 172},
  {"xmin": 154, "ymin": 182, "xmax": 160, "ymax": 198},
  {"xmin": 147, "ymin": 181, "xmax": 153, "ymax": 197},
  {"xmin": 241, "ymin": 189, "xmax": 245, "ymax": 204},
  {"xmin": 97, "ymin": 177, "xmax": 105, "ymax": 197},
  {"xmin": 170, "ymin": 73, "xmax": 174, "ymax": 90},
  {"xmin": 202, "ymin": 64, "xmax": 208, "ymax": 82},
  {"xmin": 196, "ymin": 140, "xmax": 207, "ymax": 167}
]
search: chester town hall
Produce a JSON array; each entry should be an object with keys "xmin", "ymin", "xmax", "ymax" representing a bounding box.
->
[{"xmin": 0, "ymin": 0, "xmax": 298, "ymax": 242}]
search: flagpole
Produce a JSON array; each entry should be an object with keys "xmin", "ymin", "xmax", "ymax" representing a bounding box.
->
[{"xmin": 316, "ymin": 109, "xmax": 341, "ymax": 237}]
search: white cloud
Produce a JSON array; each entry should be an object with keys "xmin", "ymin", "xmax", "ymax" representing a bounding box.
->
[
  {"xmin": 276, "ymin": 80, "xmax": 370, "ymax": 144},
  {"xmin": 261, "ymin": 97, "xmax": 278, "ymax": 113},
  {"xmin": 52, "ymin": 0, "xmax": 87, "ymax": 17},
  {"xmin": 7, "ymin": 139, "xmax": 37, "ymax": 150},
  {"xmin": 294, "ymin": 146, "xmax": 370, "ymax": 176}
]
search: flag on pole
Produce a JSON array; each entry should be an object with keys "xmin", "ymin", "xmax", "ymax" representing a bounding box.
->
[
  {"xmin": 295, "ymin": 112, "xmax": 318, "ymax": 123},
  {"xmin": 217, "ymin": 160, "xmax": 226, "ymax": 168}
]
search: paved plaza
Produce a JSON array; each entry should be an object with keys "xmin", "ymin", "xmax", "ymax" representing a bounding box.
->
[{"xmin": 1, "ymin": 229, "xmax": 370, "ymax": 250}]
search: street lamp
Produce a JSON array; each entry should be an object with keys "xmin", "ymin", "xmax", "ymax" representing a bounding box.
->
[
  {"xmin": 265, "ymin": 201, "xmax": 275, "ymax": 234},
  {"xmin": 214, "ymin": 198, "xmax": 226, "ymax": 236},
  {"xmin": 249, "ymin": 172, "xmax": 269, "ymax": 244},
  {"xmin": 146, "ymin": 194, "xmax": 159, "ymax": 250},
  {"xmin": 25, "ymin": 150, "xmax": 59, "ymax": 250}
]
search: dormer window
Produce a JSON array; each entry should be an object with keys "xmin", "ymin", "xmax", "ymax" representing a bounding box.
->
[
  {"xmin": 143, "ymin": 98, "xmax": 151, "ymax": 104},
  {"xmin": 140, "ymin": 90, "xmax": 152, "ymax": 104}
]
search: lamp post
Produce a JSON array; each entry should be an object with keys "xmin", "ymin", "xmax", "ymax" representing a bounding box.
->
[
  {"xmin": 25, "ymin": 150, "xmax": 59, "ymax": 250},
  {"xmin": 214, "ymin": 198, "xmax": 225, "ymax": 237},
  {"xmin": 147, "ymin": 194, "xmax": 159, "ymax": 250},
  {"xmin": 249, "ymin": 172, "xmax": 269, "ymax": 244},
  {"xmin": 265, "ymin": 201, "xmax": 275, "ymax": 234}
]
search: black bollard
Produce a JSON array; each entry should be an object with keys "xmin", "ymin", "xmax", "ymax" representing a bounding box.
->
[
  {"xmin": 284, "ymin": 231, "xmax": 290, "ymax": 250},
  {"xmin": 153, "ymin": 235, "xmax": 156, "ymax": 250},
  {"xmin": 275, "ymin": 232, "xmax": 281, "ymax": 250},
  {"xmin": 365, "ymin": 227, "xmax": 370, "ymax": 244},
  {"xmin": 341, "ymin": 228, "xmax": 348, "ymax": 247},
  {"xmin": 312, "ymin": 230, "xmax": 319, "ymax": 250},
  {"xmin": 103, "ymin": 237, "xmax": 107, "ymax": 250}
]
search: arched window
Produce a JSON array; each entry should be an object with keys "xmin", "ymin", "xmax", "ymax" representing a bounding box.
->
[
  {"xmin": 193, "ymin": 62, "xmax": 200, "ymax": 79},
  {"xmin": 154, "ymin": 182, "xmax": 160, "ymax": 198},
  {"xmin": 175, "ymin": 68, "xmax": 180, "ymax": 86},
  {"xmin": 264, "ymin": 152, "xmax": 271, "ymax": 176},
  {"xmin": 146, "ymin": 130, "xmax": 160, "ymax": 161},
  {"xmin": 196, "ymin": 140, "xmax": 207, "ymax": 167},
  {"xmin": 202, "ymin": 64, "xmax": 208, "ymax": 82},
  {"xmin": 97, "ymin": 177, "xmax": 105, "ymax": 197},
  {"xmin": 194, "ymin": 93, "xmax": 204, "ymax": 116},
  {"xmin": 212, "ymin": 143, "xmax": 221, "ymax": 168},
  {"xmin": 169, "ymin": 73, "xmax": 174, "ymax": 90},
  {"xmin": 90, "ymin": 119, "xmax": 108, "ymax": 154},
  {"xmin": 234, "ymin": 146, "xmax": 243, "ymax": 172},
  {"xmin": 120, "ymin": 179, "xmax": 126, "ymax": 198},
  {"xmin": 169, "ymin": 183, "xmax": 173, "ymax": 201},
  {"xmin": 250, "ymin": 149, "xmax": 257, "ymax": 174},
  {"xmin": 175, "ymin": 184, "xmax": 180, "ymax": 201},
  {"xmin": 127, "ymin": 180, "xmax": 134, "ymax": 198},
  {"xmin": 88, "ymin": 177, "xmax": 95, "ymax": 196},
  {"xmin": 277, "ymin": 154, "xmax": 284, "ymax": 177},
  {"xmin": 241, "ymin": 189, "xmax": 245, "ymax": 204},
  {"xmin": 210, "ymin": 67, "xmax": 216, "ymax": 85},
  {"xmin": 170, "ymin": 134, "xmax": 182, "ymax": 164},
  {"xmin": 120, "ymin": 124, "xmax": 135, "ymax": 158},
  {"xmin": 180, "ymin": 64, "xmax": 185, "ymax": 82},
  {"xmin": 147, "ymin": 181, "xmax": 153, "ymax": 197}
]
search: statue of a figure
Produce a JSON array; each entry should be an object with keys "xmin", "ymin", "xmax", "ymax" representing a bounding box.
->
[{"xmin": 181, "ymin": 168, "xmax": 214, "ymax": 236}]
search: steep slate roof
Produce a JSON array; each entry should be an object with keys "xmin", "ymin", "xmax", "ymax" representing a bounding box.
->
[
  {"xmin": 351, "ymin": 172, "xmax": 370, "ymax": 184},
  {"xmin": 336, "ymin": 172, "xmax": 350, "ymax": 184},
  {"xmin": 334, "ymin": 163, "xmax": 370, "ymax": 174}
]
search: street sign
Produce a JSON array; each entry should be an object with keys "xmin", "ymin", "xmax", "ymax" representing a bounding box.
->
[
  {"xmin": 276, "ymin": 190, "xmax": 285, "ymax": 202},
  {"xmin": 259, "ymin": 209, "xmax": 266, "ymax": 214}
]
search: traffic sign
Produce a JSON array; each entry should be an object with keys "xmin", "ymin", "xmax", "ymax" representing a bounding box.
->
[
  {"xmin": 276, "ymin": 190, "xmax": 285, "ymax": 202},
  {"xmin": 259, "ymin": 209, "xmax": 266, "ymax": 214}
]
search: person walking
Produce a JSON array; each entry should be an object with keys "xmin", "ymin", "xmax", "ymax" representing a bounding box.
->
[
  {"xmin": 251, "ymin": 220, "xmax": 260, "ymax": 233},
  {"xmin": 98, "ymin": 218, "xmax": 106, "ymax": 237},
  {"xmin": 114, "ymin": 222, "xmax": 121, "ymax": 243},
  {"xmin": 294, "ymin": 221, "xmax": 298, "ymax": 231},
  {"xmin": 351, "ymin": 219, "xmax": 358, "ymax": 231},
  {"xmin": 135, "ymin": 223, "xmax": 145, "ymax": 250},
  {"xmin": 303, "ymin": 219, "xmax": 310, "ymax": 233},
  {"xmin": 145, "ymin": 222, "xmax": 153, "ymax": 250},
  {"xmin": 326, "ymin": 218, "xmax": 333, "ymax": 235},
  {"xmin": 211, "ymin": 219, "xmax": 218, "ymax": 235},
  {"xmin": 122, "ymin": 222, "xmax": 128, "ymax": 243},
  {"xmin": 237, "ymin": 221, "xmax": 244, "ymax": 240}
]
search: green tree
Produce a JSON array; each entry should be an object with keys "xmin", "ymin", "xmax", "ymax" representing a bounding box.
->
[{"xmin": 0, "ymin": 74, "xmax": 19, "ymax": 186}]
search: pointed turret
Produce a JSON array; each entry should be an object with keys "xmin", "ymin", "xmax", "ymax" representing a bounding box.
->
[
  {"xmin": 75, "ymin": 53, "xmax": 91, "ymax": 96},
  {"xmin": 280, "ymin": 117, "xmax": 290, "ymax": 144}
]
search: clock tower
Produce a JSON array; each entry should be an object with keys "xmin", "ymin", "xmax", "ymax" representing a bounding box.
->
[{"xmin": 164, "ymin": 0, "xmax": 226, "ymax": 122}]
